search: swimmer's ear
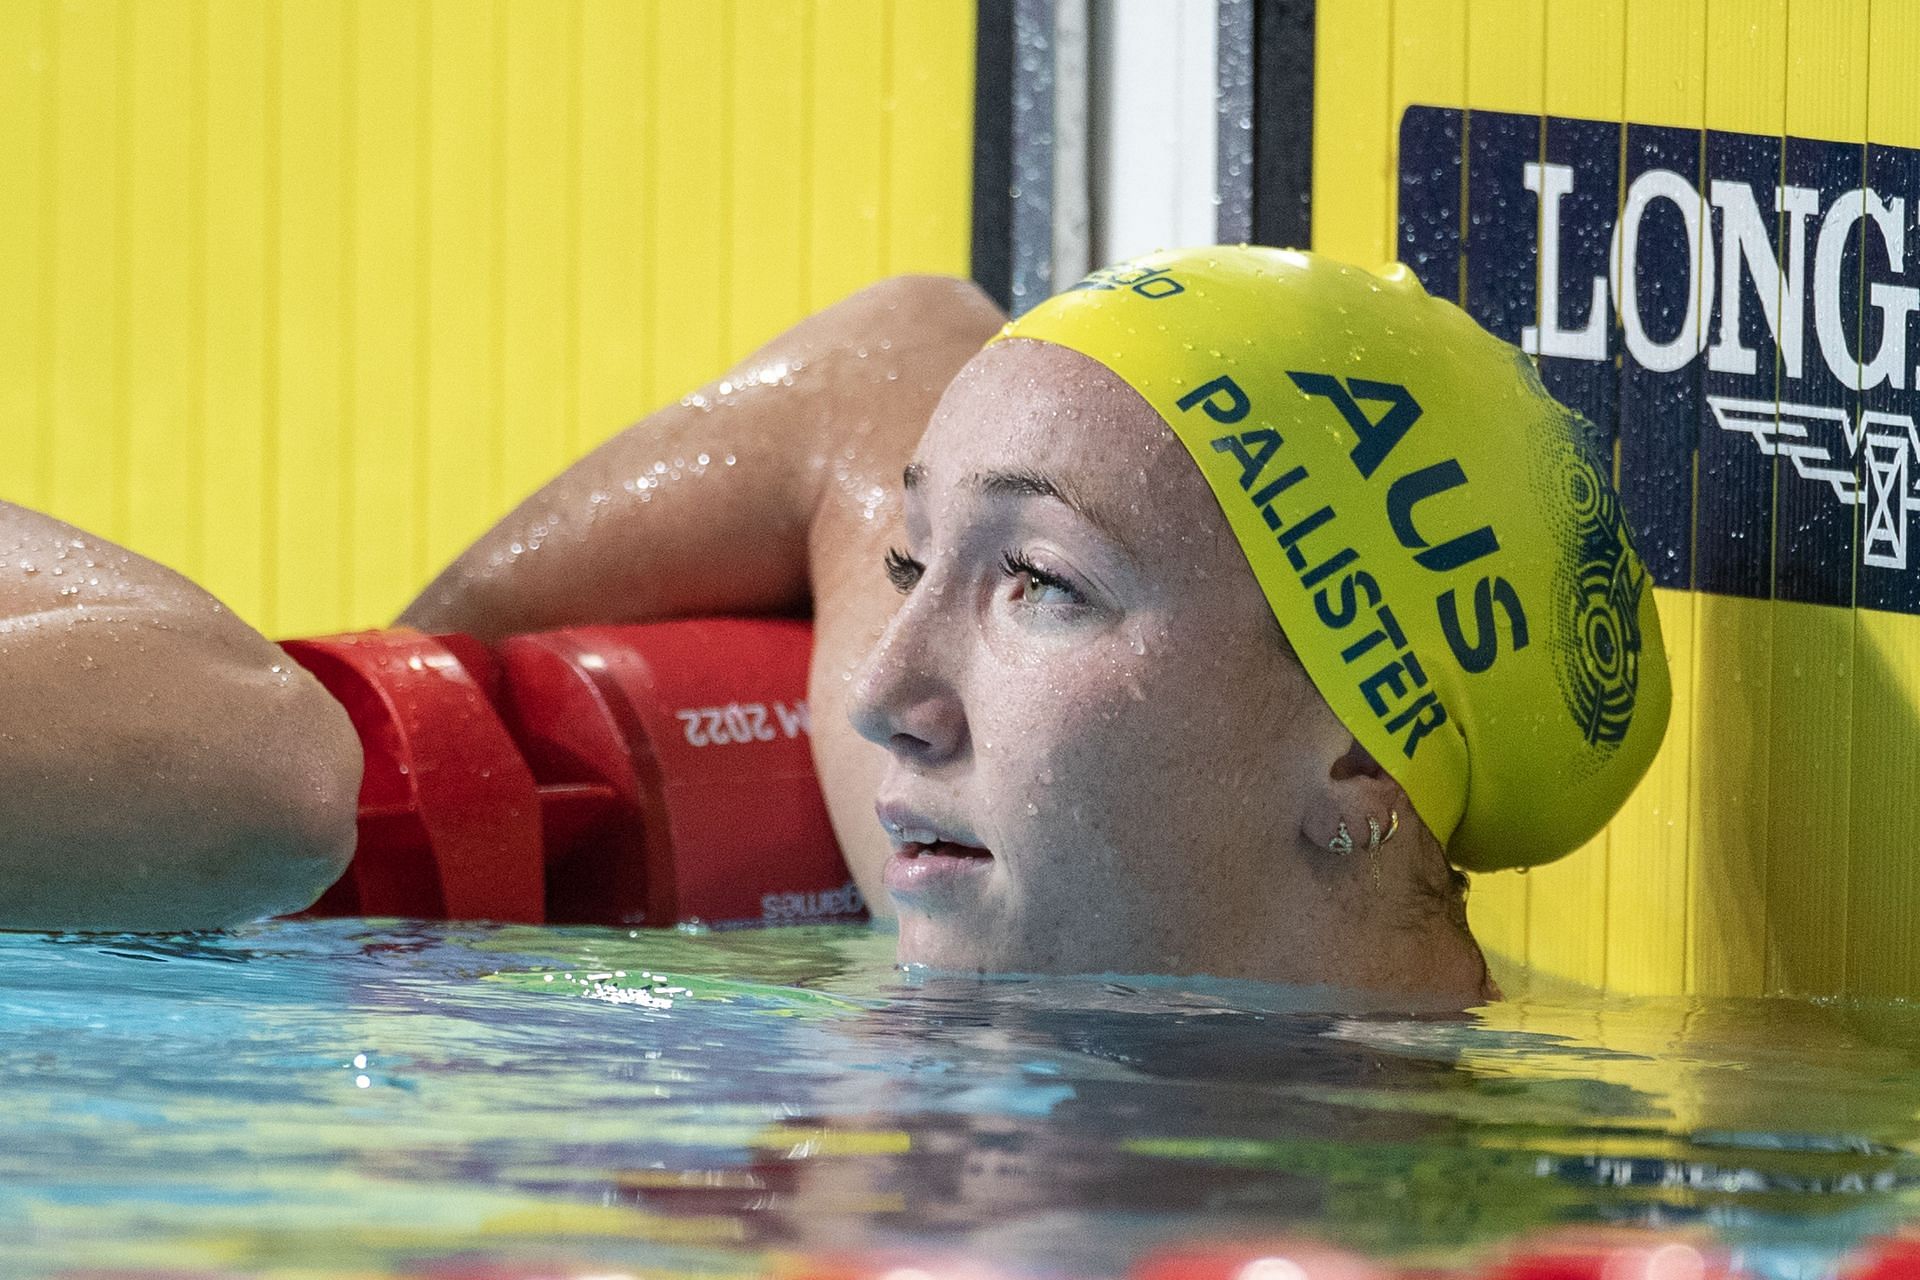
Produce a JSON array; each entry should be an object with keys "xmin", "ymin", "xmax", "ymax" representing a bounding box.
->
[{"xmin": 1299, "ymin": 738, "xmax": 1409, "ymax": 858}]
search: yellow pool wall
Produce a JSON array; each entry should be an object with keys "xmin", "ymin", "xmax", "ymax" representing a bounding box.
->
[{"xmin": 0, "ymin": 0, "xmax": 975, "ymax": 638}]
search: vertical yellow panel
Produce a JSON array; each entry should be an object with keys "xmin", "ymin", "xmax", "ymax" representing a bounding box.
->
[
  {"xmin": 1311, "ymin": 0, "xmax": 1390, "ymax": 265},
  {"xmin": 348, "ymin": 0, "xmax": 423, "ymax": 625},
  {"xmin": 274, "ymin": 0, "xmax": 347, "ymax": 637},
  {"xmin": 1464, "ymin": 0, "xmax": 1543, "ymax": 116},
  {"xmin": 1578, "ymin": 0, "xmax": 1689, "ymax": 999},
  {"xmin": 126, "ymin": 0, "xmax": 196, "ymax": 577},
  {"xmin": 650, "ymin": 3, "xmax": 728, "ymax": 396},
  {"xmin": 1455, "ymin": 0, "xmax": 1547, "ymax": 973},
  {"xmin": 1616, "ymin": 0, "xmax": 1707, "ymax": 995},
  {"xmin": 1604, "ymin": 598, "xmax": 1693, "ymax": 992},
  {"xmin": 888, "ymin": 1, "xmax": 975, "ymax": 277},
  {"xmin": 576, "ymin": 0, "xmax": 650, "ymax": 442},
  {"xmin": 1602, "ymin": 0, "xmax": 1704, "ymax": 996},
  {"xmin": 727, "ymin": 0, "xmax": 808, "ymax": 357},
  {"xmin": 0, "ymin": 1, "xmax": 48, "ymax": 509},
  {"xmin": 1848, "ymin": 2, "xmax": 1920, "ymax": 1000},
  {"xmin": 1539, "ymin": 0, "xmax": 1619, "ymax": 121},
  {"xmin": 49, "ymin": 0, "xmax": 121, "ymax": 540},
  {"xmin": 1687, "ymin": 0, "xmax": 1786, "ymax": 999},
  {"xmin": 498, "ymin": 0, "xmax": 575, "ymax": 508},
  {"xmin": 201, "ymin": 0, "xmax": 271, "ymax": 625},
  {"xmin": 1566, "ymin": 2, "xmax": 1689, "ymax": 997},
  {"xmin": 422, "ymin": 0, "xmax": 499, "ymax": 579},
  {"xmin": 1522, "ymin": 0, "xmax": 1623, "ymax": 991},
  {"xmin": 1764, "ymin": 0, "xmax": 1866, "ymax": 998},
  {"xmin": 809, "ymin": 1, "xmax": 888, "ymax": 306}
]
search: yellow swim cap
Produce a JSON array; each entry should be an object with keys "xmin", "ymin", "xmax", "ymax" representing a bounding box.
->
[{"xmin": 997, "ymin": 247, "xmax": 1669, "ymax": 871}]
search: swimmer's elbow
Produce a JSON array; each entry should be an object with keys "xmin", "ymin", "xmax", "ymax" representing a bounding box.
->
[
  {"xmin": 250, "ymin": 669, "xmax": 363, "ymax": 917},
  {"xmin": 846, "ymin": 273, "xmax": 1007, "ymax": 339},
  {"xmin": 0, "ymin": 627, "xmax": 363, "ymax": 933},
  {"xmin": 745, "ymin": 273, "xmax": 1005, "ymax": 377},
  {"xmin": 199, "ymin": 664, "xmax": 362, "ymax": 925}
]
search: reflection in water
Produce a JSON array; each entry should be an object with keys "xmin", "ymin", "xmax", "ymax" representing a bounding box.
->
[{"xmin": 1, "ymin": 921, "xmax": 1918, "ymax": 1278}]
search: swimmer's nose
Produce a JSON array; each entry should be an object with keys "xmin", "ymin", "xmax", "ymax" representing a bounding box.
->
[{"xmin": 847, "ymin": 593, "xmax": 967, "ymax": 765}]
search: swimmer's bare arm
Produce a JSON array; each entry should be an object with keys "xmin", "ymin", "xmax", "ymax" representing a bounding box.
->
[
  {"xmin": 400, "ymin": 275, "xmax": 1006, "ymax": 895},
  {"xmin": 0, "ymin": 503, "xmax": 362, "ymax": 931}
]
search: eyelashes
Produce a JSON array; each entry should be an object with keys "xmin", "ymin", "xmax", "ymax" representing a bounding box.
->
[
  {"xmin": 884, "ymin": 546, "xmax": 924, "ymax": 593},
  {"xmin": 999, "ymin": 551, "xmax": 1080, "ymax": 604},
  {"xmin": 883, "ymin": 546, "xmax": 1085, "ymax": 608}
]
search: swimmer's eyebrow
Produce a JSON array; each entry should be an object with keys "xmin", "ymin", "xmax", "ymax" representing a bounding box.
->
[
  {"xmin": 901, "ymin": 462, "xmax": 1133, "ymax": 554},
  {"xmin": 973, "ymin": 467, "xmax": 1135, "ymax": 551}
]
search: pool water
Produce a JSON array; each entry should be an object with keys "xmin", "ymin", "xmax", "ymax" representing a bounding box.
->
[{"xmin": 4, "ymin": 920, "xmax": 1919, "ymax": 1279}]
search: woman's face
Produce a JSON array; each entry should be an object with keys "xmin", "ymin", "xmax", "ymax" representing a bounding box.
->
[{"xmin": 848, "ymin": 339, "xmax": 1361, "ymax": 979}]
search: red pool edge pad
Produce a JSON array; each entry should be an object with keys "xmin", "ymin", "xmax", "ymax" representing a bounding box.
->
[{"xmin": 279, "ymin": 618, "xmax": 861, "ymax": 930}]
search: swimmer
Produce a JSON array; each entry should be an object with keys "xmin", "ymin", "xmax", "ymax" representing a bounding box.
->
[
  {"xmin": 407, "ymin": 248, "xmax": 1671, "ymax": 1002},
  {"xmin": 0, "ymin": 502, "xmax": 361, "ymax": 930}
]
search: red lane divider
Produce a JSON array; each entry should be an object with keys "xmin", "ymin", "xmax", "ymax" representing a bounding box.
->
[
  {"xmin": 1848, "ymin": 1238, "xmax": 1920, "ymax": 1280},
  {"xmin": 280, "ymin": 618, "xmax": 860, "ymax": 929},
  {"xmin": 1131, "ymin": 1239, "xmax": 1405, "ymax": 1280},
  {"xmin": 46, "ymin": 1230, "xmax": 1920, "ymax": 1279}
]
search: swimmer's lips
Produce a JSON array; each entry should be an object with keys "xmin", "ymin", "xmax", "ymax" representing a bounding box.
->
[
  {"xmin": 876, "ymin": 804, "xmax": 994, "ymax": 895},
  {"xmin": 884, "ymin": 839, "xmax": 995, "ymax": 898}
]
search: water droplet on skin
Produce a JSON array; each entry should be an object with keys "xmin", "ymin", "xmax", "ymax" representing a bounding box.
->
[{"xmin": 1024, "ymin": 801, "xmax": 1038, "ymax": 816}]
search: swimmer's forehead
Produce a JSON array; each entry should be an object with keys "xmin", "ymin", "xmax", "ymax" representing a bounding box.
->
[{"xmin": 902, "ymin": 339, "xmax": 1183, "ymax": 551}]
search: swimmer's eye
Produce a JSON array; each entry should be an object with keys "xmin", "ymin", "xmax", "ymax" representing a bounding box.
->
[
  {"xmin": 884, "ymin": 547, "xmax": 924, "ymax": 594},
  {"xmin": 1000, "ymin": 551, "xmax": 1083, "ymax": 607}
]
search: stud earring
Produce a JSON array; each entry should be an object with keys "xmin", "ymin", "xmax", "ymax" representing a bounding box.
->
[{"xmin": 1328, "ymin": 819, "xmax": 1353, "ymax": 856}]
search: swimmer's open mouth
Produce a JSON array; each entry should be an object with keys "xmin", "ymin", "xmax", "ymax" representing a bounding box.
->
[
  {"xmin": 898, "ymin": 841, "xmax": 992, "ymax": 860},
  {"xmin": 875, "ymin": 804, "xmax": 992, "ymax": 862}
]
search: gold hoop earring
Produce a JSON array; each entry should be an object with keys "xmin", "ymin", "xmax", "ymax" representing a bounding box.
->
[
  {"xmin": 1328, "ymin": 819, "xmax": 1353, "ymax": 856},
  {"xmin": 1382, "ymin": 809, "xmax": 1399, "ymax": 845}
]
